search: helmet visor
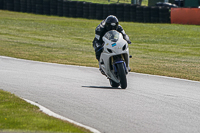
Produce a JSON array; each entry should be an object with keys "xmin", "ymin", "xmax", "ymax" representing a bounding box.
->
[{"xmin": 105, "ymin": 23, "xmax": 118, "ymax": 30}]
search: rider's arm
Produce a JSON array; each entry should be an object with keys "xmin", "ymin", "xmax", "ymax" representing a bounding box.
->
[
  {"xmin": 93, "ymin": 26, "xmax": 104, "ymax": 61},
  {"xmin": 93, "ymin": 21, "xmax": 105, "ymax": 50},
  {"xmin": 117, "ymin": 25, "xmax": 131, "ymax": 44}
]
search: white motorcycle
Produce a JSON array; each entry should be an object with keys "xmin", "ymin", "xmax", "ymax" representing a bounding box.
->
[{"xmin": 99, "ymin": 30, "xmax": 131, "ymax": 89}]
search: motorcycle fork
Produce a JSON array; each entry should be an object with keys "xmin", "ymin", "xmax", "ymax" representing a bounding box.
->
[{"xmin": 110, "ymin": 55, "xmax": 128, "ymax": 76}]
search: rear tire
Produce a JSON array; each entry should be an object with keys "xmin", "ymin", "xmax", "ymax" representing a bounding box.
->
[
  {"xmin": 117, "ymin": 63, "xmax": 127, "ymax": 89},
  {"xmin": 109, "ymin": 79, "xmax": 120, "ymax": 88}
]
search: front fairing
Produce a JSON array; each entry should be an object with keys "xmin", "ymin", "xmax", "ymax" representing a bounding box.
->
[
  {"xmin": 100, "ymin": 30, "xmax": 129, "ymax": 83},
  {"xmin": 102, "ymin": 31, "xmax": 128, "ymax": 55}
]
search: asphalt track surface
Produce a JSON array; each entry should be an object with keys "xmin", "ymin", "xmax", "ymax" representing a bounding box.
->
[{"xmin": 1, "ymin": 56, "xmax": 200, "ymax": 133}]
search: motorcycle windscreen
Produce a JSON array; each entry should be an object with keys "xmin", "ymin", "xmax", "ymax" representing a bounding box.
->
[{"xmin": 104, "ymin": 30, "xmax": 119, "ymax": 42}]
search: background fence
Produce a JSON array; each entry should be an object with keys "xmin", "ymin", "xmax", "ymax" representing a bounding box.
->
[{"xmin": 0, "ymin": 0, "xmax": 171, "ymax": 23}]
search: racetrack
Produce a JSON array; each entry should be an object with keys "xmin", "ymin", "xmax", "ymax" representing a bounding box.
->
[{"xmin": 1, "ymin": 56, "xmax": 200, "ymax": 133}]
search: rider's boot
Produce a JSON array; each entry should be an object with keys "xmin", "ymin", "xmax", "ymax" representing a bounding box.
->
[
  {"xmin": 99, "ymin": 61, "xmax": 106, "ymax": 76},
  {"xmin": 128, "ymin": 67, "xmax": 131, "ymax": 72}
]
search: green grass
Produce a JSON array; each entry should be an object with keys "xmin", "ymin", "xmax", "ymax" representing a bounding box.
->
[
  {"xmin": 0, "ymin": 10, "xmax": 199, "ymax": 81},
  {"xmin": 0, "ymin": 10, "xmax": 200, "ymax": 132},
  {"xmin": 0, "ymin": 89, "xmax": 91, "ymax": 133}
]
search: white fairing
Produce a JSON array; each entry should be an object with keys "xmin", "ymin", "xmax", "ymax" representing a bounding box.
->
[{"xmin": 99, "ymin": 30, "xmax": 130, "ymax": 83}]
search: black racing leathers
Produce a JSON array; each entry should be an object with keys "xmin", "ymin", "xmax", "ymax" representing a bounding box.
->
[{"xmin": 92, "ymin": 20, "xmax": 131, "ymax": 60}]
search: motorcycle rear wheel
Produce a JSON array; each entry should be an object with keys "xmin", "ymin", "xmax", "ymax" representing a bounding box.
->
[{"xmin": 109, "ymin": 79, "xmax": 120, "ymax": 88}]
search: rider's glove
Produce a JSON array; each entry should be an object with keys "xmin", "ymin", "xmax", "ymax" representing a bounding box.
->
[
  {"xmin": 127, "ymin": 40, "xmax": 131, "ymax": 44},
  {"xmin": 123, "ymin": 34, "xmax": 131, "ymax": 44}
]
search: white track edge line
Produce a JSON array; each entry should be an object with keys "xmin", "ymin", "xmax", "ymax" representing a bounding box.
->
[{"xmin": 22, "ymin": 98, "xmax": 101, "ymax": 133}]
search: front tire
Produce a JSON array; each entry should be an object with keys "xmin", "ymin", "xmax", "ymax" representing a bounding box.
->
[{"xmin": 117, "ymin": 63, "xmax": 127, "ymax": 89}]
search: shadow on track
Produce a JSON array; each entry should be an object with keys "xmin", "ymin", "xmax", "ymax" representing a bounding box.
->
[{"xmin": 82, "ymin": 86, "xmax": 122, "ymax": 90}]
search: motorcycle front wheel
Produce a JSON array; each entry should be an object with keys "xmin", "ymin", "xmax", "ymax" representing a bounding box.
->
[{"xmin": 117, "ymin": 63, "xmax": 127, "ymax": 89}]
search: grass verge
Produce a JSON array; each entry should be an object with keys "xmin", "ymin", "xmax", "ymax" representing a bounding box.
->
[
  {"xmin": 0, "ymin": 10, "xmax": 199, "ymax": 81},
  {"xmin": 0, "ymin": 89, "xmax": 91, "ymax": 133}
]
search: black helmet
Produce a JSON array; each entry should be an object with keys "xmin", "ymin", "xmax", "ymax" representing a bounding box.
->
[{"xmin": 105, "ymin": 15, "xmax": 119, "ymax": 31}]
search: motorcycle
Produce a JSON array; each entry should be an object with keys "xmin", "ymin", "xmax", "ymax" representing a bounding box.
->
[{"xmin": 99, "ymin": 30, "xmax": 131, "ymax": 89}]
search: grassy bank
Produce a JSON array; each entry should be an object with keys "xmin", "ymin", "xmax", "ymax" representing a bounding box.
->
[
  {"xmin": 0, "ymin": 90, "xmax": 91, "ymax": 133},
  {"xmin": 0, "ymin": 10, "xmax": 199, "ymax": 81}
]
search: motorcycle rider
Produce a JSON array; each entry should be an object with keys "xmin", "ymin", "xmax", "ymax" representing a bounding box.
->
[{"xmin": 92, "ymin": 15, "xmax": 131, "ymax": 61}]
